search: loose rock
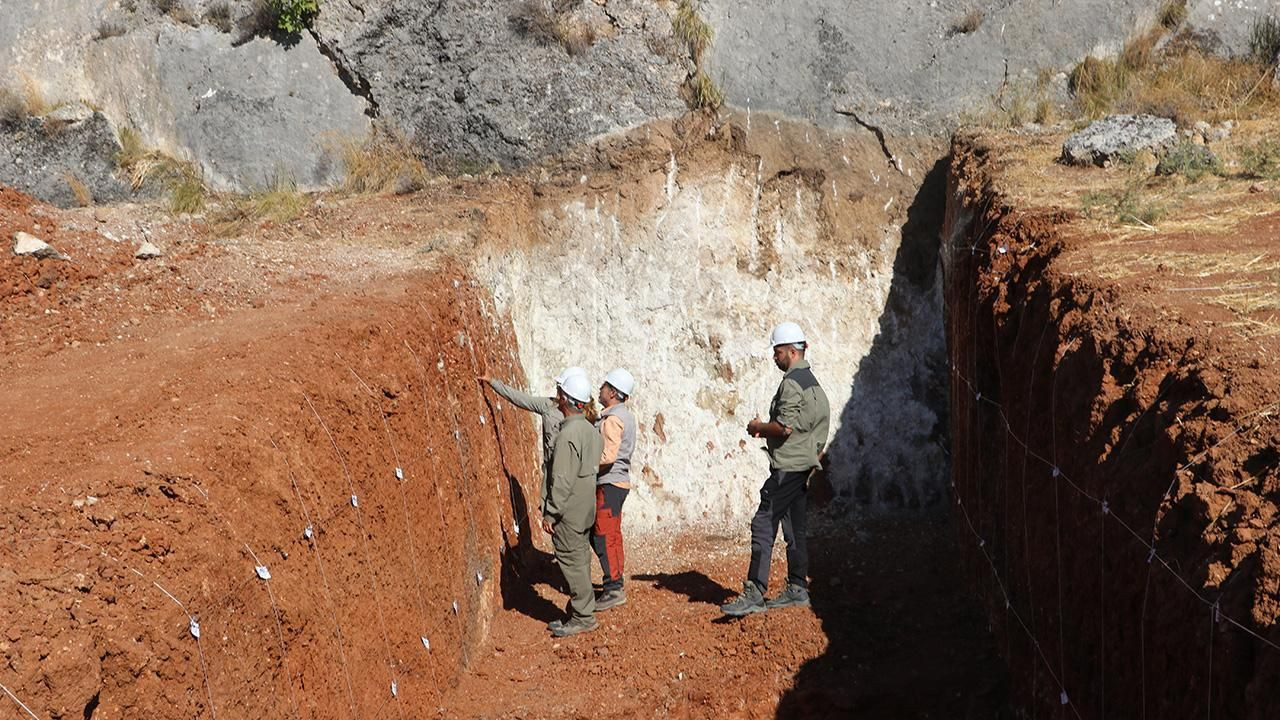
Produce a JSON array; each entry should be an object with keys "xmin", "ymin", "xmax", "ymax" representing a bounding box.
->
[
  {"xmin": 134, "ymin": 241, "xmax": 163, "ymax": 260},
  {"xmin": 1061, "ymin": 114, "xmax": 1177, "ymax": 167},
  {"xmin": 12, "ymin": 231, "xmax": 63, "ymax": 259}
]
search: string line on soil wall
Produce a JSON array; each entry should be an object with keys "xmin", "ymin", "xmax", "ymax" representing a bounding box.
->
[
  {"xmin": 346, "ymin": 361, "xmax": 447, "ymax": 702},
  {"xmin": 187, "ymin": 481, "xmax": 303, "ymax": 720},
  {"xmin": 270, "ymin": 436, "xmax": 361, "ymax": 718},
  {"xmin": 304, "ymin": 393, "xmax": 407, "ymax": 716},
  {"xmin": 401, "ymin": 336, "xmax": 470, "ymax": 640},
  {"xmin": 34, "ymin": 537, "xmax": 218, "ymax": 719},
  {"xmin": 0, "ymin": 679, "xmax": 40, "ymax": 720},
  {"xmin": 949, "ymin": 237, "xmax": 1280, "ymax": 716}
]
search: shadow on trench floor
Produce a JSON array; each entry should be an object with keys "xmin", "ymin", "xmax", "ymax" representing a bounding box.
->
[
  {"xmin": 449, "ymin": 509, "xmax": 1011, "ymax": 719},
  {"xmin": 776, "ymin": 510, "xmax": 1012, "ymax": 719}
]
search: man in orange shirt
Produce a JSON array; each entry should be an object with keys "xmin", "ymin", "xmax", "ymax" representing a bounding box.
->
[{"xmin": 593, "ymin": 368, "xmax": 636, "ymax": 611}]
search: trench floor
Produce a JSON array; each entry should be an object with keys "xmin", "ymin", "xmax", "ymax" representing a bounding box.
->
[{"xmin": 442, "ymin": 512, "xmax": 1011, "ymax": 719}]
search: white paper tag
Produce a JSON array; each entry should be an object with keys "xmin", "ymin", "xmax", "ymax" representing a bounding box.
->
[
  {"xmin": 395, "ymin": 467, "xmax": 404, "ymax": 481},
  {"xmin": 304, "ymin": 525, "xmax": 314, "ymax": 540},
  {"xmin": 350, "ymin": 495, "xmax": 359, "ymax": 508},
  {"xmin": 256, "ymin": 566, "xmax": 271, "ymax": 581},
  {"xmin": 189, "ymin": 619, "xmax": 201, "ymax": 638},
  {"xmin": 421, "ymin": 636, "xmax": 431, "ymax": 651}
]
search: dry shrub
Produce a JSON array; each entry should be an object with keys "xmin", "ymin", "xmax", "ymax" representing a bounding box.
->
[
  {"xmin": 1070, "ymin": 24, "xmax": 1280, "ymax": 124},
  {"xmin": 205, "ymin": 2, "xmax": 233, "ymax": 33},
  {"xmin": 511, "ymin": 0, "xmax": 597, "ymax": 56},
  {"xmin": 1158, "ymin": 0, "xmax": 1187, "ymax": 31},
  {"xmin": 335, "ymin": 128, "xmax": 430, "ymax": 195},
  {"xmin": 64, "ymin": 173, "xmax": 94, "ymax": 207},
  {"xmin": 0, "ymin": 87, "xmax": 26, "ymax": 126},
  {"xmin": 950, "ymin": 9, "xmax": 984, "ymax": 36}
]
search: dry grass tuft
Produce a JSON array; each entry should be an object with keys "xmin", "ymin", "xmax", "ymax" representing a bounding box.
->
[
  {"xmin": 20, "ymin": 76, "xmax": 51, "ymax": 117},
  {"xmin": 1250, "ymin": 15, "xmax": 1280, "ymax": 64},
  {"xmin": 1070, "ymin": 29, "xmax": 1280, "ymax": 124},
  {"xmin": 1239, "ymin": 139, "xmax": 1280, "ymax": 180},
  {"xmin": 64, "ymin": 173, "xmax": 94, "ymax": 207},
  {"xmin": 208, "ymin": 174, "xmax": 308, "ymax": 236},
  {"xmin": 334, "ymin": 128, "xmax": 431, "ymax": 195},
  {"xmin": 950, "ymin": 9, "xmax": 984, "ymax": 37},
  {"xmin": 1158, "ymin": 0, "xmax": 1187, "ymax": 31},
  {"xmin": 205, "ymin": 2, "xmax": 233, "ymax": 33},
  {"xmin": 0, "ymin": 87, "xmax": 25, "ymax": 126},
  {"xmin": 511, "ymin": 0, "xmax": 599, "ymax": 56},
  {"xmin": 684, "ymin": 69, "xmax": 724, "ymax": 111},
  {"xmin": 673, "ymin": 0, "xmax": 713, "ymax": 58},
  {"xmin": 115, "ymin": 127, "xmax": 207, "ymax": 214}
]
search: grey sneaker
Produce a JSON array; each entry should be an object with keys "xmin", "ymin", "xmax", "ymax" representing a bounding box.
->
[
  {"xmin": 765, "ymin": 583, "xmax": 811, "ymax": 610},
  {"xmin": 720, "ymin": 581, "xmax": 767, "ymax": 616},
  {"xmin": 595, "ymin": 589, "xmax": 627, "ymax": 611},
  {"xmin": 551, "ymin": 616, "xmax": 599, "ymax": 637},
  {"xmin": 546, "ymin": 618, "xmax": 565, "ymax": 631}
]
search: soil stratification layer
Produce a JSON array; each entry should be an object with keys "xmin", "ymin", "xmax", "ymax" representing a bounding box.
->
[
  {"xmin": 944, "ymin": 129, "xmax": 1280, "ymax": 718},
  {"xmin": 1, "ymin": 186, "xmax": 541, "ymax": 719}
]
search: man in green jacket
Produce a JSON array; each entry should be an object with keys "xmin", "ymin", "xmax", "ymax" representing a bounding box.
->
[
  {"xmin": 543, "ymin": 373, "xmax": 605, "ymax": 637},
  {"xmin": 722, "ymin": 321, "xmax": 831, "ymax": 616},
  {"xmin": 479, "ymin": 366, "xmax": 584, "ymax": 515}
]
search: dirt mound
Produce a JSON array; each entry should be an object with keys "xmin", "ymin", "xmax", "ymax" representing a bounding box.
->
[
  {"xmin": 0, "ymin": 192, "xmax": 541, "ymax": 718},
  {"xmin": 945, "ymin": 131, "xmax": 1280, "ymax": 718}
]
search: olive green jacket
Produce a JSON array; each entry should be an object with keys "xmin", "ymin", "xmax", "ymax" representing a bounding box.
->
[
  {"xmin": 545, "ymin": 414, "xmax": 604, "ymax": 532},
  {"xmin": 766, "ymin": 359, "xmax": 831, "ymax": 472}
]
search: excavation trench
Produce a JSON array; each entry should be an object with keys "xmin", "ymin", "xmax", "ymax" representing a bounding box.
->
[
  {"xmin": 944, "ymin": 130, "xmax": 1280, "ymax": 718},
  {"xmin": 0, "ymin": 117, "xmax": 1011, "ymax": 719}
]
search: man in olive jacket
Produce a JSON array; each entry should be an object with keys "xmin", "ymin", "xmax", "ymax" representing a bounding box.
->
[
  {"xmin": 543, "ymin": 373, "xmax": 604, "ymax": 638},
  {"xmin": 722, "ymin": 321, "xmax": 831, "ymax": 616},
  {"xmin": 479, "ymin": 367, "xmax": 584, "ymax": 515}
]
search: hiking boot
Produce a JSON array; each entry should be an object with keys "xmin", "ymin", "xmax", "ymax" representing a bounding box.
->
[
  {"xmin": 765, "ymin": 583, "xmax": 811, "ymax": 610},
  {"xmin": 720, "ymin": 581, "xmax": 767, "ymax": 616},
  {"xmin": 546, "ymin": 618, "xmax": 565, "ymax": 631},
  {"xmin": 551, "ymin": 616, "xmax": 599, "ymax": 638},
  {"xmin": 595, "ymin": 589, "xmax": 627, "ymax": 612}
]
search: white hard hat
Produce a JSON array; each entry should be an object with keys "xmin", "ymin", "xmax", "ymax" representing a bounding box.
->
[
  {"xmin": 769, "ymin": 321, "xmax": 807, "ymax": 348},
  {"xmin": 560, "ymin": 373, "xmax": 593, "ymax": 404},
  {"xmin": 555, "ymin": 366, "xmax": 586, "ymax": 385},
  {"xmin": 603, "ymin": 368, "xmax": 635, "ymax": 397}
]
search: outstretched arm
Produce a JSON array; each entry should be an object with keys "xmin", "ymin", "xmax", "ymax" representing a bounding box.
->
[{"xmin": 479, "ymin": 377, "xmax": 556, "ymax": 414}]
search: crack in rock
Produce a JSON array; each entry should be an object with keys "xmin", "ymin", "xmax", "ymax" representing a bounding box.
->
[
  {"xmin": 309, "ymin": 29, "xmax": 379, "ymax": 118},
  {"xmin": 834, "ymin": 107, "xmax": 903, "ymax": 173}
]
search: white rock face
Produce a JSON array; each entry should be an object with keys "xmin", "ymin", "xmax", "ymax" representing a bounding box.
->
[{"xmin": 472, "ymin": 130, "xmax": 947, "ymax": 531}]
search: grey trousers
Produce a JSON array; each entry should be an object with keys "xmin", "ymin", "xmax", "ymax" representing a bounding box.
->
[
  {"xmin": 552, "ymin": 522, "xmax": 596, "ymax": 621},
  {"xmin": 747, "ymin": 469, "xmax": 810, "ymax": 591}
]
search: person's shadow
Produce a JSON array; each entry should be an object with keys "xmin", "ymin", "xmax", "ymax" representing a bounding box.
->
[{"xmin": 632, "ymin": 570, "xmax": 737, "ymax": 606}]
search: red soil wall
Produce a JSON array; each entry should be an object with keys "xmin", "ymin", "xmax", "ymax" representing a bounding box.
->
[
  {"xmin": 944, "ymin": 134, "xmax": 1280, "ymax": 718},
  {"xmin": 0, "ymin": 218, "xmax": 541, "ymax": 719}
]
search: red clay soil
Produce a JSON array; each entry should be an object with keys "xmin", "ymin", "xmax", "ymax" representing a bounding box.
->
[
  {"xmin": 1, "ymin": 185, "xmax": 1011, "ymax": 719},
  {"xmin": 1, "ymin": 186, "xmax": 542, "ymax": 719},
  {"xmin": 945, "ymin": 133, "xmax": 1280, "ymax": 718}
]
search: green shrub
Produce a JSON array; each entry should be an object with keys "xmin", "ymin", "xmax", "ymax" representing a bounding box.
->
[
  {"xmin": 1240, "ymin": 140, "xmax": 1280, "ymax": 180},
  {"xmin": 273, "ymin": 0, "xmax": 319, "ymax": 34},
  {"xmin": 1083, "ymin": 184, "xmax": 1165, "ymax": 226},
  {"xmin": 1155, "ymin": 141, "xmax": 1224, "ymax": 182}
]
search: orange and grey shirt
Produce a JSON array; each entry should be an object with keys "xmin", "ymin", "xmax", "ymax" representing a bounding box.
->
[{"xmin": 595, "ymin": 402, "xmax": 635, "ymax": 488}]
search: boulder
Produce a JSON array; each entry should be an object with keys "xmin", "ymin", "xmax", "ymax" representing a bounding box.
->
[
  {"xmin": 0, "ymin": 112, "xmax": 132, "ymax": 208},
  {"xmin": 1061, "ymin": 114, "xmax": 1178, "ymax": 167}
]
